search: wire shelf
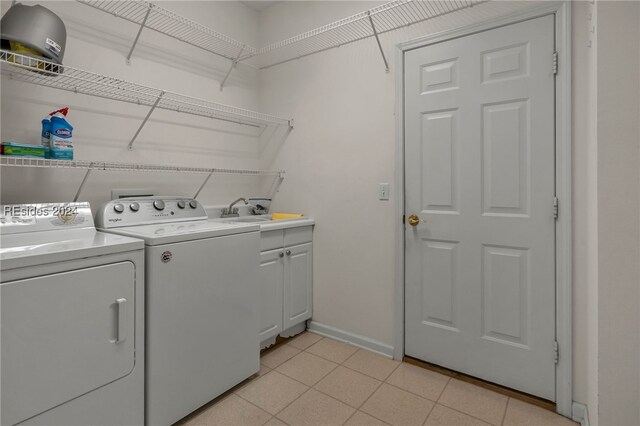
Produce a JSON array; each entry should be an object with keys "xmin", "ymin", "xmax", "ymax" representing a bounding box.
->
[
  {"xmin": 0, "ymin": 156, "xmax": 284, "ymax": 177},
  {"xmin": 77, "ymin": 0, "xmax": 257, "ymax": 61},
  {"xmin": 0, "ymin": 50, "xmax": 292, "ymax": 128},
  {"xmin": 251, "ymin": 0, "xmax": 487, "ymax": 69}
]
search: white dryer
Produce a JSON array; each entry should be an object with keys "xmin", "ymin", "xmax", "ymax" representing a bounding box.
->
[
  {"xmin": 0, "ymin": 202, "xmax": 145, "ymax": 426},
  {"xmin": 95, "ymin": 197, "xmax": 260, "ymax": 426}
]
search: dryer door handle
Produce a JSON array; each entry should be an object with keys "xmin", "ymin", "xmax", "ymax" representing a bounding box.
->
[{"xmin": 115, "ymin": 298, "xmax": 127, "ymax": 344}]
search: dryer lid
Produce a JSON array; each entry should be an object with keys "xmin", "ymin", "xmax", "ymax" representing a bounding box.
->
[{"xmin": 0, "ymin": 203, "xmax": 143, "ymax": 270}]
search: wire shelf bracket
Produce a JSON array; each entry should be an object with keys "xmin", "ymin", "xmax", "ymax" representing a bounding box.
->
[
  {"xmin": 193, "ymin": 170, "xmax": 215, "ymax": 200},
  {"xmin": 128, "ymin": 90, "xmax": 164, "ymax": 150},
  {"xmin": 220, "ymin": 45, "xmax": 245, "ymax": 92},
  {"xmin": 367, "ymin": 11, "xmax": 389, "ymax": 73},
  {"xmin": 126, "ymin": 3, "xmax": 152, "ymax": 65},
  {"xmin": 266, "ymin": 173, "xmax": 285, "ymax": 201},
  {"xmin": 73, "ymin": 162, "xmax": 94, "ymax": 202}
]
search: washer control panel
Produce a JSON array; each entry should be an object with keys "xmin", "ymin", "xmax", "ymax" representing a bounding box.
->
[{"xmin": 95, "ymin": 197, "xmax": 207, "ymax": 228}]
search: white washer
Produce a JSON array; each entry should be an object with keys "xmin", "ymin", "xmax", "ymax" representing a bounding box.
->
[
  {"xmin": 0, "ymin": 202, "xmax": 145, "ymax": 426},
  {"xmin": 95, "ymin": 197, "xmax": 260, "ymax": 426}
]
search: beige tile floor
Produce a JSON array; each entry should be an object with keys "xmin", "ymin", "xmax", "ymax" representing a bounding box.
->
[{"xmin": 179, "ymin": 332, "xmax": 578, "ymax": 426}]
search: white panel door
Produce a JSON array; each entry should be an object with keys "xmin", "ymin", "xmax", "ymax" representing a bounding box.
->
[{"xmin": 404, "ymin": 15, "xmax": 556, "ymax": 400}]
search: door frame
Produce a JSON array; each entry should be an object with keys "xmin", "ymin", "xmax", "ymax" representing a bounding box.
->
[{"xmin": 393, "ymin": 1, "xmax": 572, "ymax": 417}]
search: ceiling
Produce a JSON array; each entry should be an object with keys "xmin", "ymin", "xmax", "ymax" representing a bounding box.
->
[{"xmin": 239, "ymin": 1, "xmax": 281, "ymax": 12}]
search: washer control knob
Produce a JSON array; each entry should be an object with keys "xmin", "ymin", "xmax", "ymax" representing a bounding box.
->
[
  {"xmin": 153, "ymin": 200, "xmax": 165, "ymax": 211},
  {"xmin": 113, "ymin": 203, "xmax": 125, "ymax": 213},
  {"xmin": 129, "ymin": 202, "xmax": 140, "ymax": 212},
  {"xmin": 189, "ymin": 200, "xmax": 198, "ymax": 209},
  {"xmin": 177, "ymin": 200, "xmax": 186, "ymax": 209}
]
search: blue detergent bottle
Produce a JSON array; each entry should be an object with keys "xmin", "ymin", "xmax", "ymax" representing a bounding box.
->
[{"xmin": 49, "ymin": 107, "xmax": 74, "ymax": 160}]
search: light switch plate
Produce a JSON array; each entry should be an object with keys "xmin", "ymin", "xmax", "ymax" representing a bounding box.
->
[{"xmin": 379, "ymin": 183, "xmax": 390, "ymax": 200}]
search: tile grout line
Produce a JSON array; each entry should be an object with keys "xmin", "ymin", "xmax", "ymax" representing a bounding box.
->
[
  {"xmin": 430, "ymin": 402, "xmax": 499, "ymax": 426},
  {"xmin": 380, "ymin": 370, "xmax": 504, "ymax": 426},
  {"xmin": 273, "ymin": 386, "xmax": 314, "ymax": 422},
  {"xmin": 315, "ymin": 347, "xmax": 402, "ymax": 425},
  {"xmin": 303, "ymin": 345, "xmax": 359, "ymax": 365},
  {"xmin": 302, "ymin": 343, "xmax": 401, "ymax": 382},
  {"xmin": 241, "ymin": 367, "xmax": 355, "ymax": 423},
  {"xmin": 500, "ymin": 397, "xmax": 512, "ymax": 426},
  {"xmin": 382, "ymin": 380, "xmax": 442, "ymax": 405},
  {"xmin": 433, "ymin": 375, "xmax": 452, "ymax": 403},
  {"xmin": 347, "ymin": 360, "xmax": 404, "ymax": 425},
  {"xmin": 436, "ymin": 397, "xmax": 504, "ymax": 426},
  {"xmin": 420, "ymin": 398, "xmax": 437, "ymax": 426},
  {"xmin": 273, "ymin": 350, "xmax": 341, "ymax": 385},
  {"xmin": 434, "ymin": 377, "xmax": 510, "ymax": 426},
  {"xmin": 286, "ymin": 334, "xmax": 325, "ymax": 352},
  {"xmin": 234, "ymin": 384, "xmax": 292, "ymax": 421}
]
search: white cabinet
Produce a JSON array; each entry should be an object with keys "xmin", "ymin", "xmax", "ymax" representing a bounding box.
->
[{"xmin": 259, "ymin": 226, "xmax": 313, "ymax": 345}]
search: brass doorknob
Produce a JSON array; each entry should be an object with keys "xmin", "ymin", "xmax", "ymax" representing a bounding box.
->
[{"xmin": 408, "ymin": 214, "xmax": 420, "ymax": 226}]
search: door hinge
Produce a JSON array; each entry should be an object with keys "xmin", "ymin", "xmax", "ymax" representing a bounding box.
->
[
  {"xmin": 553, "ymin": 340, "xmax": 559, "ymax": 364},
  {"xmin": 553, "ymin": 196, "xmax": 559, "ymax": 220},
  {"xmin": 553, "ymin": 51, "xmax": 559, "ymax": 75}
]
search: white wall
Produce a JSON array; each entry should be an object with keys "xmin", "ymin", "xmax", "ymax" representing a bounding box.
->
[
  {"xmin": 0, "ymin": 1, "xmax": 285, "ymax": 209},
  {"xmin": 596, "ymin": 1, "xmax": 640, "ymax": 425}
]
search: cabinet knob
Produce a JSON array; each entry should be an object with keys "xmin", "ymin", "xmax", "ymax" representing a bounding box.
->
[
  {"xmin": 286, "ymin": 250, "xmax": 292, "ymax": 256},
  {"xmin": 279, "ymin": 252, "xmax": 284, "ymax": 258}
]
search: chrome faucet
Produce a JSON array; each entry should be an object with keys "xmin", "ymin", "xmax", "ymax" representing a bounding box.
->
[{"xmin": 220, "ymin": 197, "xmax": 248, "ymax": 218}]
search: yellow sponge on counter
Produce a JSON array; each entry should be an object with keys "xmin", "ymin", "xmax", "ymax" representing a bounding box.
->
[{"xmin": 272, "ymin": 213, "xmax": 304, "ymax": 220}]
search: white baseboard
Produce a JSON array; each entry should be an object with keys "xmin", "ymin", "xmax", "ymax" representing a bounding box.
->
[
  {"xmin": 572, "ymin": 402, "xmax": 590, "ymax": 426},
  {"xmin": 307, "ymin": 321, "xmax": 395, "ymax": 358}
]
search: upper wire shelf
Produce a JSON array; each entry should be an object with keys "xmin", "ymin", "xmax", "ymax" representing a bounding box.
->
[
  {"xmin": 77, "ymin": 0, "xmax": 257, "ymax": 62},
  {"xmin": 250, "ymin": 0, "xmax": 487, "ymax": 69},
  {"xmin": 0, "ymin": 50, "xmax": 292, "ymax": 131},
  {"xmin": 75, "ymin": 0, "xmax": 488, "ymax": 73},
  {"xmin": 0, "ymin": 156, "xmax": 284, "ymax": 177}
]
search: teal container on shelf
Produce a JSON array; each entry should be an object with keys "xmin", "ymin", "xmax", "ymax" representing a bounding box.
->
[{"xmin": 49, "ymin": 107, "xmax": 73, "ymax": 160}]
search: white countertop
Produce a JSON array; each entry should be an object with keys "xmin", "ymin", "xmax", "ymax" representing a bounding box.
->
[
  {"xmin": 258, "ymin": 217, "xmax": 315, "ymax": 231},
  {"xmin": 207, "ymin": 214, "xmax": 314, "ymax": 232}
]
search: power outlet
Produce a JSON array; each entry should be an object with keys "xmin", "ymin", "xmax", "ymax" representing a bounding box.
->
[{"xmin": 379, "ymin": 183, "xmax": 390, "ymax": 200}]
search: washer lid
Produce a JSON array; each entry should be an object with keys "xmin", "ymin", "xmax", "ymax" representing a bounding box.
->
[{"xmin": 99, "ymin": 220, "xmax": 259, "ymax": 246}]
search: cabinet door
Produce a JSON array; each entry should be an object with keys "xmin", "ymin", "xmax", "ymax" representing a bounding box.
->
[
  {"xmin": 284, "ymin": 242, "xmax": 313, "ymax": 330},
  {"xmin": 259, "ymin": 249, "xmax": 284, "ymax": 342}
]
